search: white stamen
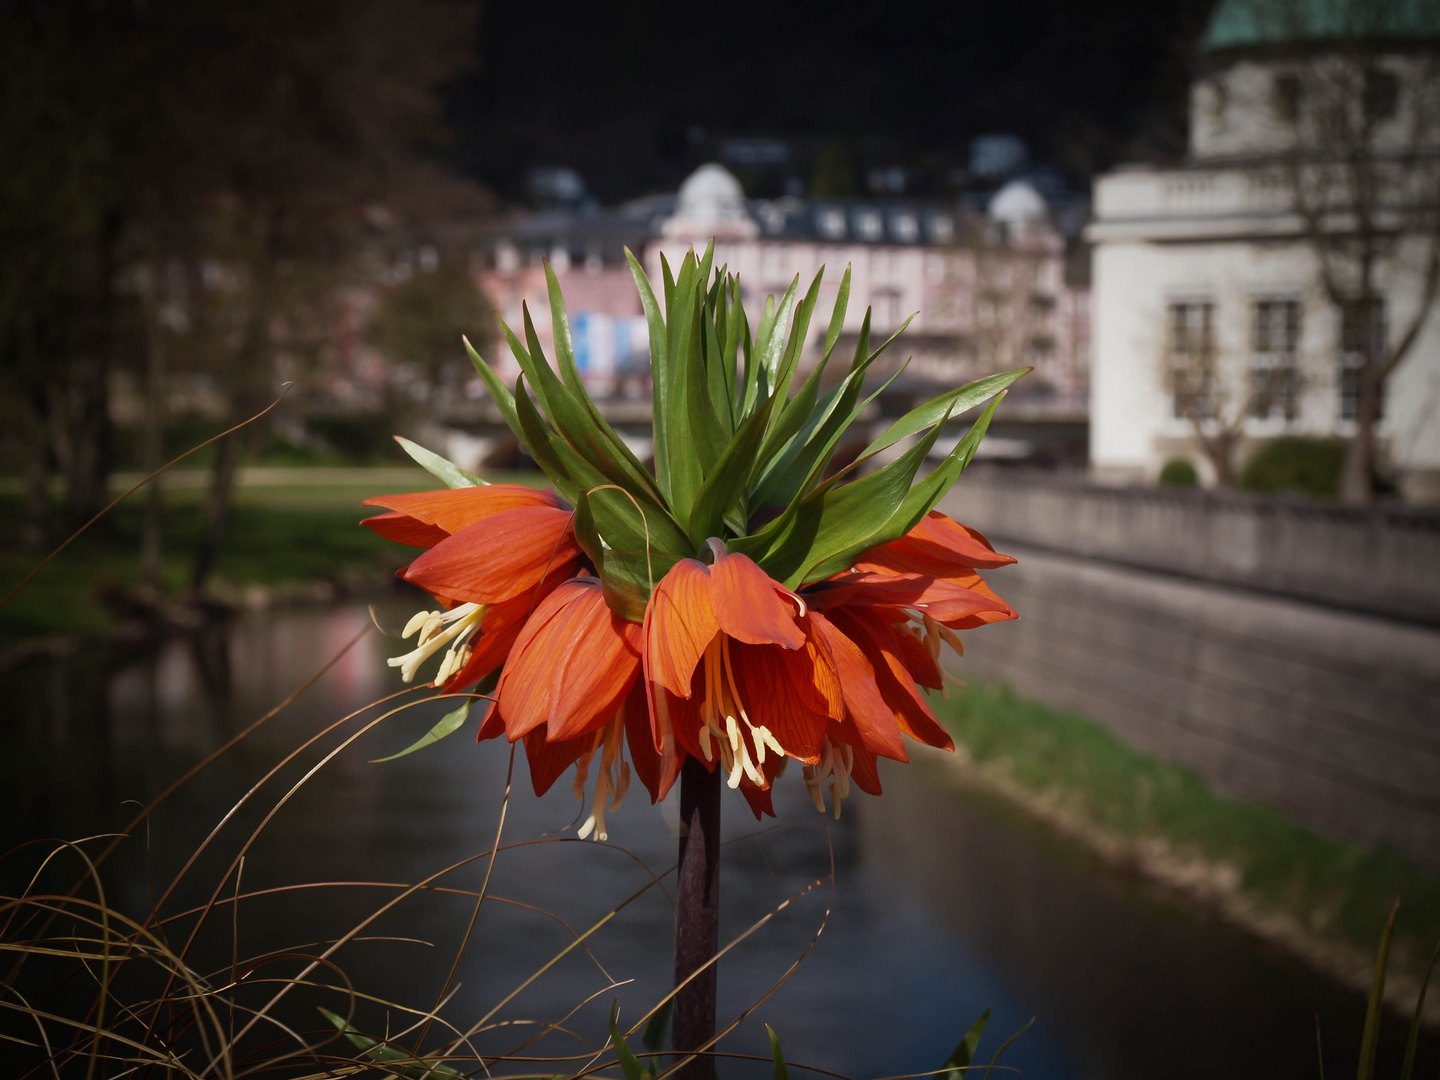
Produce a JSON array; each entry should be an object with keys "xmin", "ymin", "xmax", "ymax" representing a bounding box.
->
[
  {"xmin": 804, "ymin": 735, "xmax": 855, "ymax": 818},
  {"xmin": 579, "ymin": 718, "xmax": 627, "ymax": 842},
  {"xmin": 387, "ymin": 603, "xmax": 486, "ymax": 684}
]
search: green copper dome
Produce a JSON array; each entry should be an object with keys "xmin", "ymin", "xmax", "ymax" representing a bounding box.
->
[{"xmin": 1203, "ymin": 0, "xmax": 1440, "ymax": 50}]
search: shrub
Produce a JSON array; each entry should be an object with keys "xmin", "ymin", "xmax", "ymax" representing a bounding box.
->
[
  {"xmin": 1239, "ymin": 437, "xmax": 1346, "ymax": 499},
  {"xmin": 1158, "ymin": 458, "xmax": 1199, "ymax": 488}
]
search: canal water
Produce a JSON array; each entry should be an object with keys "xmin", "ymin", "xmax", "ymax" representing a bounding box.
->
[{"xmin": 2, "ymin": 601, "xmax": 1429, "ymax": 1078}]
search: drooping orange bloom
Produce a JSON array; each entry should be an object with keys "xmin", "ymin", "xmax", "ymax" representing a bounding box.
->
[
  {"xmin": 366, "ymin": 485, "xmax": 669, "ymax": 838},
  {"xmin": 643, "ymin": 540, "xmax": 840, "ymax": 818},
  {"xmin": 642, "ymin": 517, "xmax": 1016, "ymax": 819},
  {"xmin": 362, "ymin": 485, "xmax": 585, "ymax": 690}
]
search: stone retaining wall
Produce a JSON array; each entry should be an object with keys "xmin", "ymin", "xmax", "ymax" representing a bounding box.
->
[
  {"xmin": 942, "ymin": 471, "xmax": 1440, "ymax": 625},
  {"xmin": 949, "ymin": 540, "xmax": 1440, "ymax": 870}
]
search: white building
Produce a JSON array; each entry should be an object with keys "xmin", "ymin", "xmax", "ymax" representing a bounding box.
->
[{"xmin": 1088, "ymin": 0, "xmax": 1440, "ymax": 501}]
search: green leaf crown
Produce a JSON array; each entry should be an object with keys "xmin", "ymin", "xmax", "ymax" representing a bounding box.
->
[{"xmin": 464, "ymin": 241, "xmax": 1027, "ymax": 621}]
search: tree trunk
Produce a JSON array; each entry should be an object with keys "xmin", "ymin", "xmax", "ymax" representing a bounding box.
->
[
  {"xmin": 189, "ymin": 427, "xmax": 243, "ymax": 598},
  {"xmin": 60, "ymin": 214, "xmax": 122, "ymax": 532},
  {"xmin": 19, "ymin": 390, "xmax": 51, "ymax": 551},
  {"xmin": 190, "ymin": 223, "xmax": 276, "ymax": 597},
  {"xmin": 672, "ymin": 758, "xmax": 721, "ymax": 1080},
  {"xmin": 140, "ymin": 294, "xmax": 167, "ymax": 588},
  {"xmin": 1341, "ymin": 365, "xmax": 1382, "ymax": 504}
]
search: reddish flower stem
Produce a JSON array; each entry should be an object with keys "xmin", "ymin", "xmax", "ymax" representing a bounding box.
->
[{"xmin": 672, "ymin": 756, "xmax": 720, "ymax": 1079}]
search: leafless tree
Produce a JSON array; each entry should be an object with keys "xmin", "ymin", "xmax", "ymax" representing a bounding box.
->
[{"xmin": 1160, "ymin": 296, "xmax": 1306, "ymax": 487}]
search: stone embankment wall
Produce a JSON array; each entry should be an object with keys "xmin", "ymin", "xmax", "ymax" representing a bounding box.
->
[{"xmin": 939, "ymin": 472, "xmax": 1440, "ymax": 870}]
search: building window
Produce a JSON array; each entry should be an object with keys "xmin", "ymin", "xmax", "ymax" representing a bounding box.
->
[
  {"xmin": 929, "ymin": 214, "xmax": 955, "ymax": 243},
  {"xmin": 1273, "ymin": 73, "xmax": 1302, "ymax": 122},
  {"xmin": 1250, "ymin": 300, "xmax": 1301, "ymax": 421},
  {"xmin": 816, "ymin": 206, "xmax": 846, "ymax": 240},
  {"xmin": 1340, "ymin": 297, "xmax": 1386, "ymax": 420},
  {"xmin": 1168, "ymin": 301, "xmax": 1216, "ymax": 419},
  {"xmin": 1365, "ymin": 68, "xmax": 1400, "ymax": 122},
  {"xmin": 892, "ymin": 212, "xmax": 919, "ymax": 243},
  {"xmin": 854, "ymin": 208, "xmax": 883, "ymax": 242}
]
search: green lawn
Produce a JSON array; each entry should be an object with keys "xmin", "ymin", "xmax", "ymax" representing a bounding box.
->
[
  {"xmin": 0, "ymin": 466, "xmax": 543, "ymax": 645},
  {"xmin": 933, "ymin": 682, "xmax": 1440, "ymax": 965}
]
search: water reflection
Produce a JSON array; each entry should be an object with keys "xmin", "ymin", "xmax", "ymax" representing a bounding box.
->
[{"xmin": 1, "ymin": 601, "xmax": 1425, "ymax": 1079}]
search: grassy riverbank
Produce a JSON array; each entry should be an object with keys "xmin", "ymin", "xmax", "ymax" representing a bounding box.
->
[
  {"xmin": 932, "ymin": 682, "xmax": 1440, "ymax": 989},
  {"xmin": 0, "ymin": 466, "xmax": 538, "ymax": 646}
]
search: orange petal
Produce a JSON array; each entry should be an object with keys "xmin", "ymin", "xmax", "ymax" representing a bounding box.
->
[
  {"xmin": 623, "ymin": 681, "xmax": 683, "ymax": 803},
  {"xmin": 729, "ymin": 640, "xmax": 832, "ymax": 764},
  {"xmin": 644, "ymin": 558, "xmax": 719, "ymax": 698},
  {"xmin": 662, "ymin": 685, "xmax": 711, "ymax": 770},
  {"xmin": 404, "ymin": 505, "xmax": 583, "ymax": 605},
  {"xmin": 362, "ymin": 511, "xmax": 450, "ymax": 548},
  {"xmin": 809, "ymin": 611, "xmax": 907, "ymax": 762},
  {"xmin": 494, "ymin": 578, "xmax": 641, "ymax": 744},
  {"xmin": 906, "ymin": 511, "xmax": 1016, "ymax": 567},
  {"xmin": 829, "ymin": 609, "xmax": 954, "ymax": 752},
  {"xmin": 737, "ymin": 776, "xmax": 777, "ymax": 819},
  {"xmin": 709, "ymin": 550, "xmax": 805, "ymax": 649},
  {"xmin": 363, "ymin": 485, "xmax": 564, "ymax": 535},
  {"xmin": 523, "ymin": 726, "xmax": 596, "ymax": 797},
  {"xmin": 545, "ymin": 588, "xmax": 643, "ymax": 741}
]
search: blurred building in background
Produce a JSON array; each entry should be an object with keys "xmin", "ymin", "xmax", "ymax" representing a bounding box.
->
[
  {"xmin": 1089, "ymin": 0, "xmax": 1440, "ymax": 502},
  {"xmin": 461, "ymin": 160, "xmax": 1090, "ymax": 471}
]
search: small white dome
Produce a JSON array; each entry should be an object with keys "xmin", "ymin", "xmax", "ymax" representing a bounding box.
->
[
  {"xmin": 675, "ymin": 164, "xmax": 748, "ymax": 224},
  {"xmin": 663, "ymin": 163, "xmax": 757, "ymax": 240},
  {"xmin": 987, "ymin": 179, "xmax": 1049, "ymax": 230}
]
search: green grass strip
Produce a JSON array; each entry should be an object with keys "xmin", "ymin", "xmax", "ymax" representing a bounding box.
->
[{"xmin": 934, "ymin": 682, "xmax": 1440, "ymax": 963}]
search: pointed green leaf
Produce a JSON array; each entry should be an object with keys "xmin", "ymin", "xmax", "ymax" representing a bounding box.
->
[
  {"xmin": 799, "ymin": 391, "xmax": 1001, "ymax": 585},
  {"xmin": 506, "ymin": 310, "xmax": 663, "ymax": 505},
  {"xmin": 464, "ymin": 336, "xmax": 534, "ymax": 459},
  {"xmin": 544, "ymin": 264, "xmax": 659, "ymax": 494},
  {"xmin": 766, "ymin": 269, "xmax": 824, "ymax": 432},
  {"xmin": 609, "ymin": 1001, "xmax": 648, "ymax": 1080},
  {"xmin": 685, "ymin": 288, "xmax": 731, "ymax": 477},
  {"xmin": 319, "ymin": 1007, "xmax": 461, "ymax": 1078},
  {"xmin": 752, "ymin": 354, "xmax": 907, "ymax": 512},
  {"xmin": 394, "ymin": 436, "xmax": 485, "ymax": 489},
  {"xmin": 857, "ymin": 368, "xmax": 1030, "ymax": 464},
  {"xmin": 742, "ymin": 291, "xmax": 777, "ymax": 416},
  {"xmin": 544, "ymin": 261, "xmax": 585, "ymax": 400},
  {"xmin": 687, "ymin": 392, "xmax": 776, "ymax": 546},
  {"xmin": 625, "ymin": 248, "xmax": 671, "ymax": 499},
  {"xmin": 575, "ymin": 489, "xmax": 683, "ymax": 621},
  {"xmin": 743, "ymin": 420, "xmax": 945, "ymax": 587},
  {"xmin": 1358, "ymin": 902, "xmax": 1398, "ymax": 1080},
  {"xmin": 1400, "ymin": 937, "xmax": 1439, "ymax": 1080},
  {"xmin": 935, "ymin": 1007, "xmax": 991, "ymax": 1079},
  {"xmin": 641, "ymin": 1000, "xmax": 673, "ymax": 1056},
  {"xmin": 660, "ymin": 253, "xmax": 706, "ymax": 522},
  {"xmin": 767, "ymin": 1025, "xmax": 789, "ymax": 1080},
  {"xmin": 370, "ymin": 700, "xmax": 471, "ymax": 763},
  {"xmin": 866, "ymin": 391, "xmax": 1008, "ymax": 558},
  {"xmin": 822, "ymin": 264, "xmax": 852, "ymax": 360},
  {"xmin": 750, "ymin": 278, "xmax": 799, "ymax": 409}
]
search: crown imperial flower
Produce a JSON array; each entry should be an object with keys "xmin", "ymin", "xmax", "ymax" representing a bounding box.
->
[{"xmin": 364, "ymin": 245, "xmax": 1026, "ymax": 833}]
